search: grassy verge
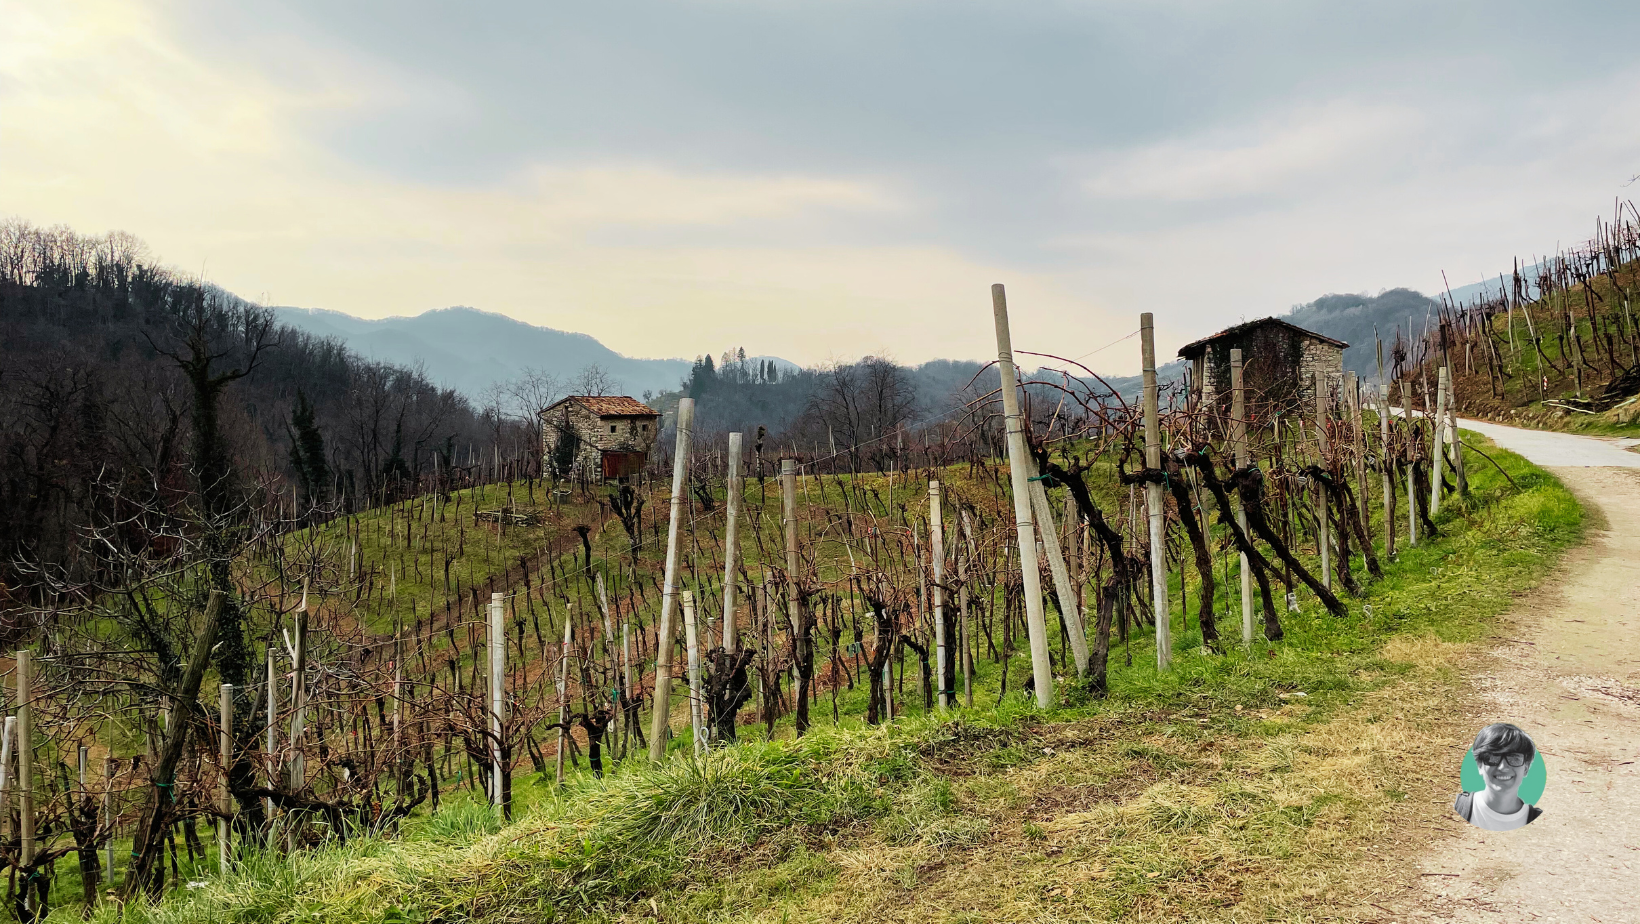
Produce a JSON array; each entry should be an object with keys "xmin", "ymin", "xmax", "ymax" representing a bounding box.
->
[{"xmin": 70, "ymin": 438, "xmax": 1581, "ymax": 924}]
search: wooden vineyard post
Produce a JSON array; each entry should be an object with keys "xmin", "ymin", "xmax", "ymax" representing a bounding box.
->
[
  {"xmin": 1447, "ymin": 365, "xmax": 1468, "ymax": 495},
  {"xmin": 1314, "ymin": 371, "xmax": 1331, "ymax": 590},
  {"xmin": 1230, "ymin": 348, "xmax": 1253, "ymax": 647},
  {"xmin": 1378, "ymin": 340, "xmax": 1395, "ymax": 558},
  {"xmin": 288, "ymin": 581, "xmax": 309, "ymax": 795},
  {"xmin": 621, "ymin": 619, "xmax": 634, "ymax": 759},
  {"xmin": 489, "ymin": 592, "xmax": 506, "ymax": 813},
  {"xmin": 1431, "ymin": 365, "xmax": 1449, "ymax": 516},
  {"xmin": 1403, "ymin": 385, "xmax": 1418, "ymax": 545},
  {"xmin": 219, "ymin": 683, "xmax": 233, "ymax": 871},
  {"xmin": 555, "ymin": 609, "xmax": 571, "ymax": 785},
  {"xmin": 1140, "ymin": 312, "xmax": 1171, "ymax": 672},
  {"xmin": 682, "ymin": 591, "xmax": 705, "ymax": 755},
  {"xmin": 992, "ymin": 284, "xmax": 1055, "ymax": 705},
  {"xmin": 781, "ymin": 455, "xmax": 802, "ymax": 660},
  {"xmin": 392, "ymin": 626, "xmax": 404, "ymax": 795},
  {"xmin": 1028, "ymin": 459, "xmax": 1088, "ymax": 676},
  {"xmin": 929, "ymin": 481, "xmax": 948, "ymax": 710},
  {"xmin": 103, "ymin": 756, "xmax": 114, "ymax": 885},
  {"xmin": 960, "ymin": 510, "xmax": 977, "ymax": 708},
  {"xmin": 17, "ymin": 649, "xmax": 32, "ymax": 872},
  {"xmin": 0, "ymin": 717, "xmax": 12, "ymax": 851},
  {"xmin": 1348, "ymin": 372, "xmax": 1368, "ymax": 526},
  {"xmin": 722, "ymin": 432, "xmax": 743, "ymax": 654},
  {"xmin": 594, "ymin": 575, "xmax": 617, "ymax": 724},
  {"xmin": 650, "ymin": 397, "xmax": 696, "ymax": 761},
  {"xmin": 264, "ymin": 646, "xmax": 276, "ymax": 822}
]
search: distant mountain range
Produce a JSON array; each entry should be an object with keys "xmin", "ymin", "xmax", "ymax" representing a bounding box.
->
[
  {"xmin": 271, "ymin": 283, "xmax": 1452, "ymax": 408},
  {"xmin": 271, "ymin": 305, "xmax": 795, "ymax": 401}
]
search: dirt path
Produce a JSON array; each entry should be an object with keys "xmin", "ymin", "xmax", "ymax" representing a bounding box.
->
[{"xmin": 1402, "ymin": 423, "xmax": 1640, "ymax": 922}]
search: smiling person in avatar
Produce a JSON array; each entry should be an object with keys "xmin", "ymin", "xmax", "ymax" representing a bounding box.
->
[{"xmin": 1454, "ymin": 723, "xmax": 1542, "ymax": 831}]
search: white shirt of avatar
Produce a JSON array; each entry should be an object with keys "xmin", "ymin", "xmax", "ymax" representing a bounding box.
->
[{"xmin": 1469, "ymin": 794, "xmax": 1531, "ymax": 831}]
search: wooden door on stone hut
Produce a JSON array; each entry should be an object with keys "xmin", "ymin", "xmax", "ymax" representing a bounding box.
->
[{"xmin": 601, "ymin": 451, "xmax": 647, "ymax": 480}]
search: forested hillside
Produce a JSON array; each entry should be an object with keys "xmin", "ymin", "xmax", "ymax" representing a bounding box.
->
[{"xmin": 0, "ymin": 219, "xmax": 506, "ymax": 615}]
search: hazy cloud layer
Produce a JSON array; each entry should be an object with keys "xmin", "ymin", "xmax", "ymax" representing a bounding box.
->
[{"xmin": 6, "ymin": 0, "xmax": 1638, "ymax": 372}]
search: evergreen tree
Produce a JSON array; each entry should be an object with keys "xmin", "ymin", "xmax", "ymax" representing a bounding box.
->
[{"xmin": 287, "ymin": 389, "xmax": 329, "ymax": 510}]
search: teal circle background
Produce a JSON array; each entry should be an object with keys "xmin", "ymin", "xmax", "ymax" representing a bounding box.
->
[{"xmin": 1462, "ymin": 749, "xmax": 1547, "ymax": 804}]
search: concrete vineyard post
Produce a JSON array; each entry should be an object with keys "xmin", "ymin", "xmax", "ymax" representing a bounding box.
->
[
  {"xmin": 219, "ymin": 683, "xmax": 232, "ymax": 871},
  {"xmin": 1431, "ymin": 365, "xmax": 1449, "ymax": 516},
  {"xmin": 1230, "ymin": 348, "xmax": 1253, "ymax": 647},
  {"xmin": 992, "ymin": 284, "xmax": 1055, "ymax": 706},
  {"xmin": 650, "ymin": 397, "xmax": 695, "ymax": 761},
  {"xmin": 682, "ymin": 591, "xmax": 705, "ymax": 755},
  {"xmin": 1141, "ymin": 312, "xmax": 1171, "ymax": 672},
  {"xmin": 722, "ymin": 432, "xmax": 744, "ymax": 654},
  {"xmin": 1028, "ymin": 459, "xmax": 1088, "ymax": 676},
  {"xmin": 489, "ymin": 592, "xmax": 505, "ymax": 811},
  {"xmin": 929, "ymin": 481, "xmax": 948, "ymax": 709}
]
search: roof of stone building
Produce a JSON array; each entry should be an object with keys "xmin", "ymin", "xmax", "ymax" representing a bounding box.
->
[
  {"xmin": 541, "ymin": 395, "xmax": 660, "ymax": 418},
  {"xmin": 1176, "ymin": 317, "xmax": 1348, "ymax": 359}
]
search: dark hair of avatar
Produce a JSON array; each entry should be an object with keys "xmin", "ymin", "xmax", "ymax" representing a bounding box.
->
[{"xmin": 1472, "ymin": 723, "xmax": 1536, "ymax": 767}]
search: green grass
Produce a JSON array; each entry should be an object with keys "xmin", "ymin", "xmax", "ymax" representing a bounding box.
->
[{"xmin": 57, "ymin": 435, "xmax": 1582, "ymax": 923}]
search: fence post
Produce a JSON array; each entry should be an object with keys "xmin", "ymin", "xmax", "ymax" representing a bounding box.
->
[
  {"xmin": 650, "ymin": 397, "xmax": 696, "ymax": 760},
  {"xmin": 1140, "ymin": 313, "xmax": 1171, "ymax": 671},
  {"xmin": 1230, "ymin": 348, "xmax": 1253, "ymax": 647},
  {"xmin": 722, "ymin": 432, "xmax": 743, "ymax": 654},
  {"xmin": 219, "ymin": 683, "xmax": 233, "ymax": 871},
  {"xmin": 992, "ymin": 284, "xmax": 1055, "ymax": 706}
]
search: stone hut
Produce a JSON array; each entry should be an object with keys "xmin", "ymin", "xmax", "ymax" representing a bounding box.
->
[
  {"xmin": 539, "ymin": 395, "xmax": 660, "ymax": 481},
  {"xmin": 1177, "ymin": 318, "xmax": 1346, "ymax": 423}
]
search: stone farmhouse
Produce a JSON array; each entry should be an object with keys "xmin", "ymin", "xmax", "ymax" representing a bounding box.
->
[
  {"xmin": 1177, "ymin": 318, "xmax": 1347, "ymax": 422},
  {"xmin": 539, "ymin": 395, "xmax": 660, "ymax": 481}
]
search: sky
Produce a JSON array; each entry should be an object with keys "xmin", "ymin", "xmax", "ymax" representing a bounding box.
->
[{"xmin": 4, "ymin": 0, "xmax": 1639, "ymax": 374}]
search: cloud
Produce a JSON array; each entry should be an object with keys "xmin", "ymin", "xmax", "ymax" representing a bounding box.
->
[
  {"xmin": 1078, "ymin": 102, "xmax": 1424, "ymax": 202},
  {"xmin": 6, "ymin": 0, "xmax": 1640, "ymax": 376}
]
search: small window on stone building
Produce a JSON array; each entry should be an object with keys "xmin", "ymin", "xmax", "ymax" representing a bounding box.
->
[{"xmin": 609, "ymin": 424, "xmax": 617, "ymax": 433}]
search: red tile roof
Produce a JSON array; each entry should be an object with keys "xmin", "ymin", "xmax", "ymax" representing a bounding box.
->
[{"xmin": 542, "ymin": 395, "xmax": 659, "ymax": 418}]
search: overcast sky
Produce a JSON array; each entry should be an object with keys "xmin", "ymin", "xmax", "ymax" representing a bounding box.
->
[{"xmin": 5, "ymin": 1, "xmax": 1638, "ymax": 373}]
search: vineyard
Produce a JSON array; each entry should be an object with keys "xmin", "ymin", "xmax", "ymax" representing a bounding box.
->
[
  {"xmin": 1427, "ymin": 204, "xmax": 1640, "ymax": 436},
  {"xmin": 0, "ymin": 279, "xmax": 1585, "ymax": 923},
  {"xmin": 0, "ymin": 277, "xmax": 1574, "ymax": 924}
]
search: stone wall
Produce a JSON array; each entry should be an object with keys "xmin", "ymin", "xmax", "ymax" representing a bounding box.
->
[
  {"xmin": 1194, "ymin": 331, "xmax": 1343, "ymax": 426},
  {"xmin": 541, "ymin": 399, "xmax": 659, "ymax": 481}
]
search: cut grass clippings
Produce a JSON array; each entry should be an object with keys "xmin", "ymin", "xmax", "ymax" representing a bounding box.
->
[{"xmin": 73, "ymin": 436, "xmax": 1580, "ymax": 924}]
